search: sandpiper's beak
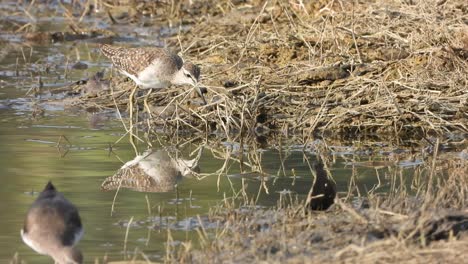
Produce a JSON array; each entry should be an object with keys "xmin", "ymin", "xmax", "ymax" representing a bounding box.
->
[{"xmin": 194, "ymin": 83, "xmax": 207, "ymax": 105}]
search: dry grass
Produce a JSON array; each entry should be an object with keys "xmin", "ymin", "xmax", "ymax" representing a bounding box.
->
[{"xmin": 65, "ymin": 0, "xmax": 468, "ymax": 145}]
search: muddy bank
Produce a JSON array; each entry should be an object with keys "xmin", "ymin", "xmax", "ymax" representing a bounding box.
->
[{"xmin": 53, "ymin": 0, "xmax": 468, "ymax": 144}]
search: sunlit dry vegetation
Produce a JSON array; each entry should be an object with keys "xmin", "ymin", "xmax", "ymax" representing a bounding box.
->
[
  {"xmin": 3, "ymin": 0, "xmax": 467, "ymax": 263},
  {"xmin": 57, "ymin": 0, "xmax": 468, "ymax": 147}
]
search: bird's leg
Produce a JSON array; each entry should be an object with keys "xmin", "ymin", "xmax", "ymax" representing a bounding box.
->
[
  {"xmin": 128, "ymin": 84, "xmax": 139, "ymax": 155},
  {"xmin": 128, "ymin": 84, "xmax": 138, "ymax": 126},
  {"xmin": 143, "ymin": 88, "xmax": 153, "ymax": 119},
  {"xmin": 143, "ymin": 88, "xmax": 153, "ymax": 136}
]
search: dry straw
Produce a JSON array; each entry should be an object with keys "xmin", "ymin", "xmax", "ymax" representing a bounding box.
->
[{"xmin": 66, "ymin": 0, "xmax": 467, "ymax": 147}]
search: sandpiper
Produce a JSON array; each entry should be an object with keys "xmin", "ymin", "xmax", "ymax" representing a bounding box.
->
[
  {"xmin": 21, "ymin": 181, "xmax": 83, "ymax": 264},
  {"xmin": 100, "ymin": 44, "xmax": 205, "ymax": 109},
  {"xmin": 101, "ymin": 149, "xmax": 199, "ymax": 192}
]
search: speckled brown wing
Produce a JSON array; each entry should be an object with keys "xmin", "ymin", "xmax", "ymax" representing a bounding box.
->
[
  {"xmin": 100, "ymin": 164, "xmax": 178, "ymax": 192},
  {"xmin": 100, "ymin": 44, "xmax": 183, "ymax": 77}
]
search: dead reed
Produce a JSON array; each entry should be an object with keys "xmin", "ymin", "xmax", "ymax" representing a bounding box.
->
[{"xmin": 63, "ymin": 0, "xmax": 468, "ymax": 146}]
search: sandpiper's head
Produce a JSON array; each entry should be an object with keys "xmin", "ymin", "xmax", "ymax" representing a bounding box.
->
[
  {"xmin": 173, "ymin": 62, "xmax": 200, "ymax": 86},
  {"xmin": 175, "ymin": 158, "xmax": 200, "ymax": 177}
]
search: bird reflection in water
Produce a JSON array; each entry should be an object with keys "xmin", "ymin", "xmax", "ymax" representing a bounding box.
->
[{"xmin": 101, "ymin": 149, "xmax": 200, "ymax": 193}]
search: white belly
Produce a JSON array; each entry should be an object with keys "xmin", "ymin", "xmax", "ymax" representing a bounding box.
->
[
  {"xmin": 21, "ymin": 227, "xmax": 83, "ymax": 254},
  {"xmin": 121, "ymin": 65, "xmax": 170, "ymax": 89},
  {"xmin": 21, "ymin": 229, "xmax": 47, "ymax": 255}
]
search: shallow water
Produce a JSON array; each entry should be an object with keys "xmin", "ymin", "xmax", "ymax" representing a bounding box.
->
[
  {"xmin": 0, "ymin": 104, "xmax": 421, "ymax": 263},
  {"xmin": 0, "ymin": 1, "xmax": 452, "ymax": 263}
]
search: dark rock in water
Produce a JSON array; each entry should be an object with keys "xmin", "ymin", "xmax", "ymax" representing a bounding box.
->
[
  {"xmin": 72, "ymin": 61, "xmax": 88, "ymax": 70},
  {"xmin": 307, "ymin": 161, "xmax": 336, "ymax": 211}
]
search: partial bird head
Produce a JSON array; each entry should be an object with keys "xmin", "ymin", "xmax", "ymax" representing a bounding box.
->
[
  {"xmin": 43, "ymin": 181, "xmax": 55, "ymax": 190},
  {"xmin": 173, "ymin": 62, "xmax": 200, "ymax": 86},
  {"xmin": 175, "ymin": 157, "xmax": 200, "ymax": 177}
]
